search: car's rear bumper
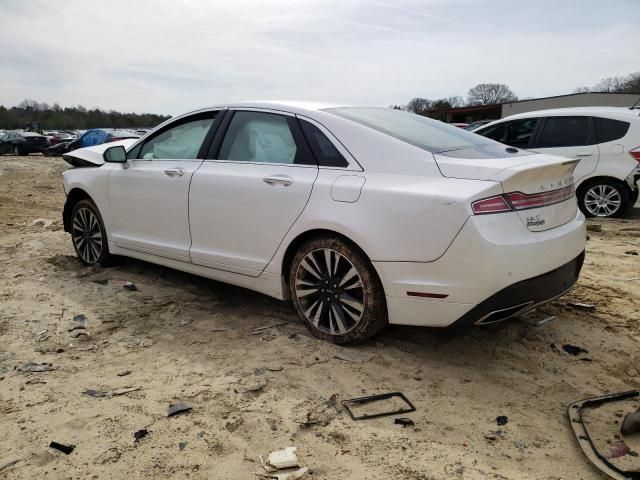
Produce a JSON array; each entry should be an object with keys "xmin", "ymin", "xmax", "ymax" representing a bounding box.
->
[
  {"xmin": 374, "ymin": 210, "xmax": 586, "ymax": 327},
  {"xmin": 449, "ymin": 250, "xmax": 584, "ymax": 327}
]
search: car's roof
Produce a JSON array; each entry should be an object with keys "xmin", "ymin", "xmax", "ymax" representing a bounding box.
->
[
  {"xmin": 504, "ymin": 106, "xmax": 640, "ymax": 120},
  {"xmin": 201, "ymin": 100, "xmax": 347, "ymax": 115}
]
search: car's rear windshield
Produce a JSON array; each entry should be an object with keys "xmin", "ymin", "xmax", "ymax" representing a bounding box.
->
[{"xmin": 323, "ymin": 107, "xmax": 503, "ymax": 154}]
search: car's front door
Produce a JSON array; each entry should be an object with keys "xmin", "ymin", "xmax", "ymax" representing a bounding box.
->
[
  {"xmin": 530, "ymin": 116, "xmax": 599, "ymax": 182},
  {"xmin": 108, "ymin": 111, "xmax": 219, "ymax": 261},
  {"xmin": 189, "ymin": 109, "xmax": 318, "ymax": 276}
]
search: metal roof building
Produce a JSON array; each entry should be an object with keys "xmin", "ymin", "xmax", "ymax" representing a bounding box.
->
[{"xmin": 427, "ymin": 92, "xmax": 640, "ymax": 123}]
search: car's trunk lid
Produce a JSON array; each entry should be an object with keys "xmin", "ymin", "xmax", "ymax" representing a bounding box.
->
[{"xmin": 434, "ymin": 150, "xmax": 580, "ymax": 232}]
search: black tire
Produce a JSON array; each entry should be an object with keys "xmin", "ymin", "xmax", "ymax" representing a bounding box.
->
[
  {"xmin": 577, "ymin": 179, "xmax": 630, "ymax": 218},
  {"xmin": 289, "ymin": 236, "xmax": 387, "ymax": 344},
  {"xmin": 70, "ymin": 199, "xmax": 115, "ymax": 266}
]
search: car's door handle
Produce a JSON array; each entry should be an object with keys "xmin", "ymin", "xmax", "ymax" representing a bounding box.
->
[
  {"xmin": 263, "ymin": 175, "xmax": 294, "ymax": 186},
  {"xmin": 576, "ymin": 153, "xmax": 592, "ymax": 157},
  {"xmin": 164, "ymin": 168, "xmax": 185, "ymax": 177}
]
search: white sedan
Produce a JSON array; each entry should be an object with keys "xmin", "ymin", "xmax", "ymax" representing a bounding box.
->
[{"xmin": 62, "ymin": 101, "xmax": 586, "ymax": 343}]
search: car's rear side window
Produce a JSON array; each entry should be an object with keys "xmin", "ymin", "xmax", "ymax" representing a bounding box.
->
[
  {"xmin": 593, "ymin": 117, "xmax": 630, "ymax": 143},
  {"xmin": 299, "ymin": 120, "xmax": 348, "ymax": 167},
  {"xmin": 538, "ymin": 117, "xmax": 589, "ymax": 148}
]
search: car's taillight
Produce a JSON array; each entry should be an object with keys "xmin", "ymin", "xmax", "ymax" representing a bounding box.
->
[
  {"xmin": 630, "ymin": 147, "xmax": 640, "ymax": 163},
  {"xmin": 472, "ymin": 185, "xmax": 574, "ymax": 215},
  {"xmin": 506, "ymin": 185, "xmax": 574, "ymax": 210},
  {"xmin": 471, "ymin": 195, "xmax": 513, "ymax": 214}
]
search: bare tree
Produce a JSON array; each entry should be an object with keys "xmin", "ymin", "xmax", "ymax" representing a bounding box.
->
[
  {"xmin": 405, "ymin": 97, "xmax": 432, "ymax": 115},
  {"xmin": 467, "ymin": 84, "xmax": 517, "ymax": 105},
  {"xmin": 573, "ymin": 86, "xmax": 591, "ymax": 93}
]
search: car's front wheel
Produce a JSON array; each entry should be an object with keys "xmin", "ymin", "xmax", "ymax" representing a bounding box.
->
[
  {"xmin": 578, "ymin": 179, "xmax": 630, "ymax": 218},
  {"xmin": 289, "ymin": 236, "xmax": 387, "ymax": 344},
  {"xmin": 71, "ymin": 199, "xmax": 114, "ymax": 266}
]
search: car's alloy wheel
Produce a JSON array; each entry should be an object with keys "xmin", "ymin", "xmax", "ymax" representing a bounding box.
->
[
  {"xmin": 70, "ymin": 199, "xmax": 114, "ymax": 266},
  {"xmin": 72, "ymin": 207, "xmax": 103, "ymax": 264},
  {"xmin": 289, "ymin": 236, "xmax": 387, "ymax": 344},
  {"xmin": 294, "ymin": 248, "xmax": 365, "ymax": 336},
  {"xmin": 583, "ymin": 184, "xmax": 622, "ymax": 217}
]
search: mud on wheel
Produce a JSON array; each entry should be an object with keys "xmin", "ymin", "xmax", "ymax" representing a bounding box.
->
[{"xmin": 289, "ymin": 236, "xmax": 387, "ymax": 344}]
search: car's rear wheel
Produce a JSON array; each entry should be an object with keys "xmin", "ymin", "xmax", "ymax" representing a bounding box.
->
[
  {"xmin": 578, "ymin": 179, "xmax": 630, "ymax": 218},
  {"xmin": 289, "ymin": 236, "xmax": 387, "ymax": 344},
  {"xmin": 71, "ymin": 199, "xmax": 114, "ymax": 266}
]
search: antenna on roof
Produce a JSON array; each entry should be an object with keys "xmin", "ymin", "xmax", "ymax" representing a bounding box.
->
[{"xmin": 630, "ymin": 97, "xmax": 640, "ymax": 110}]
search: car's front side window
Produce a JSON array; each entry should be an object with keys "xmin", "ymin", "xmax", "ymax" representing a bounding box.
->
[
  {"xmin": 218, "ymin": 111, "xmax": 299, "ymax": 164},
  {"xmin": 139, "ymin": 114, "xmax": 216, "ymax": 160}
]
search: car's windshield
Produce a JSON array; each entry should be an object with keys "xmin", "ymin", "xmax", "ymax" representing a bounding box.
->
[{"xmin": 324, "ymin": 107, "xmax": 500, "ymax": 154}]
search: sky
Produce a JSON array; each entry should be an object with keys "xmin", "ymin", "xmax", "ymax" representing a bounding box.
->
[{"xmin": 0, "ymin": 0, "xmax": 638, "ymax": 115}]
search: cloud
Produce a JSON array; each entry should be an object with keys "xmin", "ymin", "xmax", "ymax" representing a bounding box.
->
[{"xmin": 0, "ymin": 0, "xmax": 637, "ymax": 115}]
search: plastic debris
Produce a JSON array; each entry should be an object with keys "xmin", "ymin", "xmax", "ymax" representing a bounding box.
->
[
  {"xmin": 260, "ymin": 447, "xmax": 309, "ymax": 479},
  {"xmin": 49, "ymin": 442, "xmax": 75, "ymax": 455},
  {"xmin": 394, "ymin": 417, "xmax": 415, "ymax": 428},
  {"xmin": 17, "ymin": 362, "xmax": 54, "ymax": 373},
  {"xmin": 567, "ymin": 302, "xmax": 596, "ymax": 311},
  {"xmin": 133, "ymin": 428, "xmax": 149, "ymax": 442},
  {"xmin": 496, "ymin": 415, "xmax": 508, "ymax": 426},
  {"xmin": 167, "ymin": 403, "xmax": 192, "ymax": 417},
  {"xmin": 83, "ymin": 389, "xmax": 108, "ymax": 398},
  {"xmin": 607, "ymin": 440, "xmax": 630, "ymax": 459},
  {"xmin": 69, "ymin": 314, "xmax": 87, "ymax": 331},
  {"xmin": 562, "ymin": 344, "xmax": 589, "ymax": 356},
  {"xmin": 621, "ymin": 411, "xmax": 640, "ymax": 436}
]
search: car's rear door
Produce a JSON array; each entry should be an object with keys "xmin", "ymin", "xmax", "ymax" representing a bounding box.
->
[
  {"xmin": 107, "ymin": 111, "xmax": 219, "ymax": 261},
  {"xmin": 188, "ymin": 109, "xmax": 318, "ymax": 276},
  {"xmin": 529, "ymin": 116, "xmax": 599, "ymax": 182}
]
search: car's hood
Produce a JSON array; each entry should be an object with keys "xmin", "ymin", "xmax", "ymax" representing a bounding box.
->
[{"xmin": 62, "ymin": 139, "xmax": 137, "ymax": 167}]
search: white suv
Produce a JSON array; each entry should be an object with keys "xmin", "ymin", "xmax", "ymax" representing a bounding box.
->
[{"xmin": 474, "ymin": 107, "xmax": 640, "ymax": 217}]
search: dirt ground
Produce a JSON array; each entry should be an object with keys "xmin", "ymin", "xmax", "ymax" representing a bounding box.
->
[{"xmin": 1, "ymin": 155, "xmax": 639, "ymax": 480}]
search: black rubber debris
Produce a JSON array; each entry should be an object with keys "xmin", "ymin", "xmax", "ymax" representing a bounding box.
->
[
  {"xmin": 134, "ymin": 429, "xmax": 149, "ymax": 442},
  {"xmin": 621, "ymin": 411, "xmax": 640, "ymax": 436},
  {"xmin": 167, "ymin": 403, "xmax": 192, "ymax": 417},
  {"xmin": 496, "ymin": 415, "xmax": 509, "ymax": 426},
  {"xmin": 394, "ymin": 417, "xmax": 415, "ymax": 428},
  {"xmin": 49, "ymin": 442, "xmax": 75, "ymax": 455},
  {"xmin": 69, "ymin": 314, "xmax": 87, "ymax": 331},
  {"xmin": 562, "ymin": 344, "xmax": 589, "ymax": 356},
  {"xmin": 117, "ymin": 370, "xmax": 132, "ymax": 377},
  {"xmin": 625, "ymin": 250, "xmax": 638, "ymax": 256},
  {"xmin": 179, "ymin": 442, "xmax": 187, "ymax": 451}
]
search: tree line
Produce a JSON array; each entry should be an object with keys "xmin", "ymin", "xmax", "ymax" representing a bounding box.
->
[
  {"xmin": 397, "ymin": 71, "xmax": 640, "ymax": 115},
  {"xmin": 0, "ymin": 99, "xmax": 171, "ymax": 130}
]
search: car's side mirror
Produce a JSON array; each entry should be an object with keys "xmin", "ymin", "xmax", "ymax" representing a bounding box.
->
[{"xmin": 103, "ymin": 145, "xmax": 127, "ymax": 163}]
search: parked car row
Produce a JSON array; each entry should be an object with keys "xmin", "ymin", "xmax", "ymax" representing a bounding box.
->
[{"xmin": 0, "ymin": 128, "xmax": 143, "ymax": 156}]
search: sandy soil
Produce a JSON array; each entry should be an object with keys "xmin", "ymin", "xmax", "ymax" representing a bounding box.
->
[{"xmin": 1, "ymin": 155, "xmax": 639, "ymax": 480}]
